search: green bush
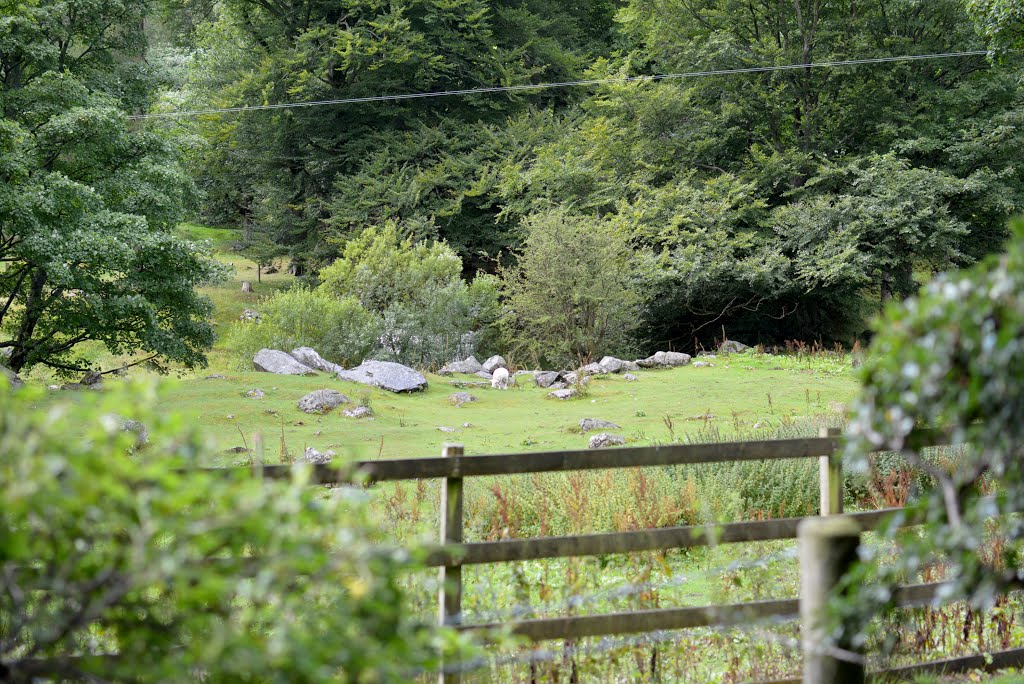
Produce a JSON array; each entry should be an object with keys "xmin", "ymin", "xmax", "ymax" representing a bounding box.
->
[
  {"xmin": 0, "ymin": 381, "xmax": 464, "ymax": 681},
  {"xmin": 834, "ymin": 218, "xmax": 1024, "ymax": 651},
  {"xmin": 501, "ymin": 210, "xmax": 647, "ymax": 368},
  {"xmin": 228, "ymin": 224, "xmax": 501, "ymax": 368},
  {"xmin": 225, "ymin": 287, "xmax": 379, "ymax": 368}
]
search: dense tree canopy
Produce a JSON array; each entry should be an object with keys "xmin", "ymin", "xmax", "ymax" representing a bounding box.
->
[
  {"xmin": 0, "ymin": 0, "xmax": 223, "ymax": 375},
  {"xmin": 166, "ymin": 0, "xmax": 1024, "ymax": 351}
]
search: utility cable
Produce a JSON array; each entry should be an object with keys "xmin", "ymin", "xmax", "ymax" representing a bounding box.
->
[{"xmin": 130, "ymin": 50, "xmax": 990, "ymax": 120}]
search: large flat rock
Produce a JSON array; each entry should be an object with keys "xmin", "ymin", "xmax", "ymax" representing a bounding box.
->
[
  {"xmin": 336, "ymin": 360, "xmax": 427, "ymax": 393},
  {"xmin": 253, "ymin": 349, "xmax": 317, "ymax": 375},
  {"xmin": 290, "ymin": 347, "xmax": 344, "ymax": 374}
]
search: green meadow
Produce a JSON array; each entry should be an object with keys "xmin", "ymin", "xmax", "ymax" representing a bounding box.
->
[{"xmin": 158, "ymin": 225, "xmax": 858, "ymax": 465}]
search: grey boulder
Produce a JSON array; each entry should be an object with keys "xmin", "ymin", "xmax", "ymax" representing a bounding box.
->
[
  {"xmin": 439, "ymin": 356, "xmax": 485, "ymax": 375},
  {"xmin": 589, "ymin": 433, "xmax": 626, "ymax": 449},
  {"xmin": 253, "ymin": 349, "xmax": 317, "ymax": 375},
  {"xmin": 637, "ymin": 351, "xmax": 691, "ymax": 368},
  {"xmin": 719, "ymin": 340, "xmax": 750, "ymax": 354},
  {"xmin": 580, "ymin": 362, "xmax": 608, "ymax": 375},
  {"xmin": 290, "ymin": 347, "xmax": 344, "ymax": 374},
  {"xmin": 337, "ymin": 360, "xmax": 427, "ymax": 393},
  {"xmin": 0, "ymin": 363, "xmax": 23, "ymax": 389},
  {"xmin": 481, "ymin": 355, "xmax": 507, "ymax": 374},
  {"xmin": 534, "ymin": 371, "xmax": 563, "ymax": 388},
  {"xmin": 579, "ymin": 418, "xmax": 621, "ymax": 433},
  {"xmin": 298, "ymin": 389, "xmax": 350, "ymax": 414}
]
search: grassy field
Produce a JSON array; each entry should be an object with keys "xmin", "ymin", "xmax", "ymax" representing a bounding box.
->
[
  {"xmin": 153, "ymin": 225, "xmax": 859, "ymax": 463},
  {"xmin": 35, "ymin": 224, "xmax": 1024, "ymax": 682}
]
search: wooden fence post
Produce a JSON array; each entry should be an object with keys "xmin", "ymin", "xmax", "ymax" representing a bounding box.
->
[
  {"xmin": 819, "ymin": 427, "xmax": 843, "ymax": 515},
  {"xmin": 439, "ymin": 444, "xmax": 464, "ymax": 684},
  {"xmin": 799, "ymin": 516, "xmax": 864, "ymax": 684}
]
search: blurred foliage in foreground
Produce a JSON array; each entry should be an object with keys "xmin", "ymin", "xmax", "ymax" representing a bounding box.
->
[
  {"xmin": 0, "ymin": 382, "xmax": 471, "ymax": 682},
  {"xmin": 837, "ymin": 218, "xmax": 1024, "ymax": 651}
]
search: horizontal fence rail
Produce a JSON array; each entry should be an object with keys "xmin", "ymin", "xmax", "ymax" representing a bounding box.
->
[
  {"xmin": 210, "ymin": 437, "xmax": 842, "ymax": 483},
  {"xmin": 194, "ymin": 427, "xmax": 953, "ymax": 485},
  {"xmin": 422, "ymin": 507, "xmax": 908, "ymax": 567},
  {"xmin": 460, "ymin": 582, "xmax": 953, "ymax": 642}
]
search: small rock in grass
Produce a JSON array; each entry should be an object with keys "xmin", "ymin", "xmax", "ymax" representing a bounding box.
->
[
  {"xmin": 579, "ymin": 418, "xmax": 621, "ymax": 433},
  {"xmin": 692, "ymin": 361, "xmax": 712, "ymax": 368},
  {"xmin": 438, "ymin": 426, "xmax": 457, "ymax": 433},
  {"xmin": 589, "ymin": 433, "xmax": 625, "ymax": 449},
  {"xmin": 302, "ymin": 447, "xmax": 336, "ymax": 464},
  {"xmin": 448, "ymin": 392, "xmax": 478, "ymax": 407},
  {"xmin": 227, "ymin": 446, "xmax": 250, "ymax": 453},
  {"xmin": 119, "ymin": 418, "xmax": 149, "ymax": 447},
  {"xmin": 205, "ymin": 374, "xmax": 227, "ymax": 380},
  {"xmin": 246, "ymin": 389, "xmax": 265, "ymax": 399},
  {"xmin": 343, "ymin": 406, "xmax": 373, "ymax": 419},
  {"xmin": 828, "ymin": 402, "xmax": 848, "ymax": 415},
  {"xmin": 623, "ymin": 373, "xmax": 638, "ymax": 382},
  {"xmin": 298, "ymin": 389, "xmax": 350, "ymax": 414},
  {"xmin": 462, "ymin": 422, "xmax": 473, "ymax": 428},
  {"xmin": 547, "ymin": 388, "xmax": 579, "ymax": 400}
]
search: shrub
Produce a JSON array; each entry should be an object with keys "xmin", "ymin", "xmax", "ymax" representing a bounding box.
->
[
  {"xmin": 228, "ymin": 225, "xmax": 500, "ymax": 368},
  {"xmin": 0, "ymin": 381, "xmax": 462, "ymax": 681},
  {"xmin": 225, "ymin": 287, "xmax": 379, "ymax": 368},
  {"xmin": 835, "ymin": 218, "xmax": 1024, "ymax": 651},
  {"xmin": 501, "ymin": 210, "xmax": 647, "ymax": 368}
]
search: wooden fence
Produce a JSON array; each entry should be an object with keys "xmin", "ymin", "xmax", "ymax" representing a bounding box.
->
[{"xmin": 233, "ymin": 426, "xmax": 1023, "ymax": 683}]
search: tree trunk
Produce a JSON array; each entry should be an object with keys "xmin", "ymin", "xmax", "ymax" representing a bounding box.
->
[{"xmin": 241, "ymin": 281, "xmax": 254, "ymax": 293}]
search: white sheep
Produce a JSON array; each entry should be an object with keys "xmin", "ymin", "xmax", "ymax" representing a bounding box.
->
[{"xmin": 491, "ymin": 367, "xmax": 511, "ymax": 390}]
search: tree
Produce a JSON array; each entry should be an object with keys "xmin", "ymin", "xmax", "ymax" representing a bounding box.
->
[
  {"xmin": 497, "ymin": 0, "xmax": 1024, "ymax": 345},
  {"xmin": 0, "ymin": 381, "xmax": 465, "ymax": 681},
  {"xmin": 967, "ymin": 0, "xmax": 1024, "ymax": 52},
  {"xmin": 836, "ymin": 218, "xmax": 1024, "ymax": 652},
  {"xmin": 501, "ymin": 210, "xmax": 646, "ymax": 368},
  {"xmin": 176, "ymin": 0, "xmax": 616, "ymax": 270},
  {"xmin": 0, "ymin": 1, "xmax": 224, "ymax": 376},
  {"xmin": 774, "ymin": 154, "xmax": 972, "ymax": 304}
]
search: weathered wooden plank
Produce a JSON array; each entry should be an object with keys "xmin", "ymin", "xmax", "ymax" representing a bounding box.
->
[
  {"xmin": 460, "ymin": 598, "xmax": 800, "ymax": 641},
  {"xmin": 422, "ymin": 508, "xmax": 906, "ymax": 567},
  {"xmin": 868, "ymin": 646, "xmax": 1024, "ymax": 681},
  {"xmin": 438, "ymin": 444, "xmax": 464, "ymax": 684},
  {"xmin": 240, "ymin": 437, "xmax": 837, "ymax": 483},
  {"xmin": 894, "ymin": 581, "xmax": 952, "ymax": 606},
  {"xmin": 458, "ymin": 581, "xmax": 955, "ymax": 643}
]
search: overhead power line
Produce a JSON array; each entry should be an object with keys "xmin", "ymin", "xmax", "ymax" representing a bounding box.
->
[{"xmin": 131, "ymin": 50, "xmax": 990, "ymax": 121}]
